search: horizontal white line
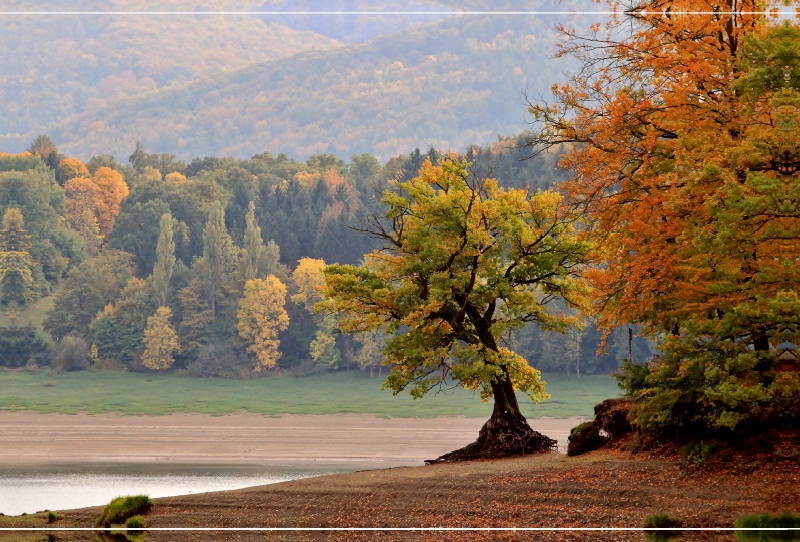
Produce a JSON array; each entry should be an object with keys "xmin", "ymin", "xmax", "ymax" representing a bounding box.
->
[
  {"xmin": 0, "ymin": 11, "xmax": 777, "ymax": 15},
  {"xmin": 0, "ymin": 527, "xmax": 795, "ymax": 531}
]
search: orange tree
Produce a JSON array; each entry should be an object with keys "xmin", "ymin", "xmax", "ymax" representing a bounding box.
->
[
  {"xmin": 320, "ymin": 157, "xmax": 590, "ymax": 460},
  {"xmin": 531, "ymin": 0, "xmax": 800, "ymax": 437}
]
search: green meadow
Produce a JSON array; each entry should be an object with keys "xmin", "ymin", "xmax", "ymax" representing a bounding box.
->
[{"xmin": 0, "ymin": 370, "xmax": 618, "ymax": 418}]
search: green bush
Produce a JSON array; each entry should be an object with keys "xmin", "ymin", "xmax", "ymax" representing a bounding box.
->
[
  {"xmin": 47, "ymin": 510, "xmax": 60, "ymax": 523},
  {"xmin": 613, "ymin": 358, "xmax": 651, "ymax": 396},
  {"xmin": 644, "ymin": 513, "xmax": 682, "ymax": 542},
  {"xmin": 735, "ymin": 513, "xmax": 800, "ymax": 541},
  {"xmin": 125, "ymin": 515, "xmax": 145, "ymax": 528},
  {"xmin": 95, "ymin": 495, "xmax": 153, "ymax": 527},
  {"xmin": 125, "ymin": 515, "xmax": 146, "ymax": 537},
  {"xmin": 678, "ymin": 440, "xmax": 718, "ymax": 465}
]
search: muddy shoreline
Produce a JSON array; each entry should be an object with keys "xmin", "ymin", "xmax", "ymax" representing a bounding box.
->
[
  {"xmin": 2, "ymin": 450, "xmax": 793, "ymax": 542},
  {"xmin": 0, "ymin": 412, "xmax": 585, "ymax": 464}
]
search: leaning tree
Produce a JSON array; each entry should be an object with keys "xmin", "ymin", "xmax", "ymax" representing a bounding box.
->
[{"xmin": 321, "ymin": 157, "xmax": 590, "ymax": 461}]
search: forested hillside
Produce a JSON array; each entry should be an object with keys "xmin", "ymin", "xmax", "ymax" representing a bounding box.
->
[
  {"xmin": 0, "ymin": 1, "xmax": 581, "ymax": 160},
  {"xmin": 0, "ymin": 0, "xmax": 342, "ymax": 145},
  {"xmin": 0, "ymin": 135, "xmax": 648, "ymax": 378}
]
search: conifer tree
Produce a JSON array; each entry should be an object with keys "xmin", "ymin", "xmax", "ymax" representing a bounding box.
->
[
  {"xmin": 0, "ymin": 208, "xmax": 37, "ymax": 305},
  {"xmin": 152, "ymin": 213, "xmax": 176, "ymax": 307},
  {"xmin": 142, "ymin": 306, "xmax": 180, "ymax": 370}
]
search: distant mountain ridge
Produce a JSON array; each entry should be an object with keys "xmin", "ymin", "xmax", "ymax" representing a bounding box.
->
[{"xmin": 1, "ymin": 0, "xmax": 588, "ymax": 160}]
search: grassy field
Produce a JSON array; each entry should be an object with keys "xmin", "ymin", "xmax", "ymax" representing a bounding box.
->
[
  {"xmin": 14, "ymin": 295, "xmax": 54, "ymax": 333},
  {"xmin": 0, "ymin": 370, "xmax": 620, "ymax": 418}
]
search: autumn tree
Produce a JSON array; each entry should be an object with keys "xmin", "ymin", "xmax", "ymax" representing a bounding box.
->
[
  {"xmin": 63, "ymin": 177, "xmax": 101, "ymax": 254},
  {"xmin": 352, "ymin": 328, "xmax": 389, "ymax": 377},
  {"xmin": 0, "ymin": 208, "xmax": 38, "ymax": 305},
  {"xmin": 59, "ymin": 158, "xmax": 90, "ymax": 181},
  {"xmin": 531, "ymin": 2, "xmax": 800, "ymax": 436},
  {"xmin": 292, "ymin": 257, "xmax": 340, "ymax": 368},
  {"xmin": 152, "ymin": 213, "xmax": 176, "ymax": 307},
  {"xmin": 142, "ymin": 306, "xmax": 181, "ymax": 370},
  {"xmin": 322, "ymin": 157, "xmax": 590, "ymax": 460},
  {"xmin": 92, "ymin": 166, "xmax": 129, "ymax": 239},
  {"xmin": 237, "ymin": 276, "xmax": 290, "ymax": 370}
]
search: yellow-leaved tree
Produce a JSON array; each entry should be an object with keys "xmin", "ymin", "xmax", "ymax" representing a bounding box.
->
[
  {"xmin": 59, "ymin": 157, "xmax": 90, "ymax": 181},
  {"xmin": 292, "ymin": 258, "xmax": 339, "ymax": 368},
  {"xmin": 237, "ymin": 276, "xmax": 289, "ymax": 370},
  {"xmin": 142, "ymin": 306, "xmax": 181, "ymax": 370}
]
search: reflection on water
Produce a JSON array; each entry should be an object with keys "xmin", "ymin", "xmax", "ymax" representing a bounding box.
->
[{"xmin": 0, "ymin": 461, "xmax": 411, "ymax": 516}]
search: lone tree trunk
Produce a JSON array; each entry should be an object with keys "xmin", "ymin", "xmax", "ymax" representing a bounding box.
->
[{"xmin": 426, "ymin": 365, "xmax": 557, "ymax": 463}]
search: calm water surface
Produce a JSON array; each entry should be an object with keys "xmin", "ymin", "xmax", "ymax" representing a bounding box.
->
[{"xmin": 0, "ymin": 461, "xmax": 415, "ymax": 516}]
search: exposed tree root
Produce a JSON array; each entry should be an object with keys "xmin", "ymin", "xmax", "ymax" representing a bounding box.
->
[{"xmin": 425, "ymin": 416, "xmax": 558, "ymax": 464}]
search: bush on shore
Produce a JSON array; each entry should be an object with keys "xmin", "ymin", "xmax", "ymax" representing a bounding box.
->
[{"xmin": 95, "ymin": 495, "xmax": 152, "ymax": 527}]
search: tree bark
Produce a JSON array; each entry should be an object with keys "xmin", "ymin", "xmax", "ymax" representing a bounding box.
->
[{"xmin": 426, "ymin": 365, "xmax": 557, "ymax": 463}]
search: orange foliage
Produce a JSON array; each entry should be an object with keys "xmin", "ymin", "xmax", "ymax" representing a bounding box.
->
[
  {"xmin": 322, "ymin": 169, "xmax": 347, "ymax": 192},
  {"xmin": 532, "ymin": 0, "xmax": 787, "ymax": 340},
  {"xmin": 91, "ymin": 166, "xmax": 129, "ymax": 239},
  {"xmin": 64, "ymin": 177, "xmax": 101, "ymax": 252},
  {"xmin": 60, "ymin": 157, "xmax": 90, "ymax": 181}
]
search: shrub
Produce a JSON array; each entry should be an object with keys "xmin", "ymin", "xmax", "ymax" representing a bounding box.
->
[
  {"xmin": 47, "ymin": 510, "xmax": 60, "ymax": 523},
  {"xmin": 95, "ymin": 495, "xmax": 153, "ymax": 527},
  {"xmin": 644, "ymin": 513, "xmax": 681, "ymax": 528},
  {"xmin": 644, "ymin": 513, "xmax": 682, "ymax": 542},
  {"xmin": 612, "ymin": 357, "xmax": 651, "ymax": 396},
  {"xmin": 51, "ymin": 335, "xmax": 91, "ymax": 372},
  {"xmin": 186, "ymin": 341, "xmax": 251, "ymax": 378},
  {"xmin": 678, "ymin": 440, "xmax": 718, "ymax": 465},
  {"xmin": 0, "ymin": 323, "xmax": 48, "ymax": 368},
  {"xmin": 125, "ymin": 515, "xmax": 146, "ymax": 538},
  {"xmin": 735, "ymin": 513, "xmax": 800, "ymax": 541},
  {"xmin": 125, "ymin": 515, "xmax": 145, "ymax": 529}
]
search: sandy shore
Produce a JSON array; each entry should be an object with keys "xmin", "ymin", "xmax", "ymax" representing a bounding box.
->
[{"xmin": 0, "ymin": 412, "xmax": 584, "ymax": 464}]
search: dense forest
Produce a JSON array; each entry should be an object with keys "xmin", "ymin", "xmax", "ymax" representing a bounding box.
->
[
  {"xmin": 0, "ymin": 1, "xmax": 581, "ymax": 161},
  {"xmin": 0, "ymin": 134, "xmax": 649, "ymax": 377}
]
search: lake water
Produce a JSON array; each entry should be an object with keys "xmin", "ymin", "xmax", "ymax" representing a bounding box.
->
[{"xmin": 0, "ymin": 461, "xmax": 415, "ymax": 516}]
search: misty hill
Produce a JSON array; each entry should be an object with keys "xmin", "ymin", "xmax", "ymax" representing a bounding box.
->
[
  {"xmin": 57, "ymin": 14, "xmax": 574, "ymax": 161},
  {"xmin": 1, "ymin": 1, "xmax": 584, "ymax": 160},
  {"xmin": 0, "ymin": 0, "xmax": 341, "ymax": 144}
]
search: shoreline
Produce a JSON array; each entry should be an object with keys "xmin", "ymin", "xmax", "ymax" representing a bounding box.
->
[
  {"xmin": 0, "ymin": 411, "xmax": 585, "ymax": 465},
  {"xmin": 4, "ymin": 452, "xmax": 792, "ymax": 542}
]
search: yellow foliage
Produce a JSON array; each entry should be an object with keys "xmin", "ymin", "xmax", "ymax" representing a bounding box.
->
[
  {"xmin": 293, "ymin": 171, "xmax": 320, "ymax": 186},
  {"xmin": 237, "ymin": 276, "xmax": 289, "ymax": 370},
  {"xmin": 60, "ymin": 158, "xmax": 90, "ymax": 181},
  {"xmin": 291, "ymin": 257, "xmax": 326, "ymax": 312},
  {"xmin": 165, "ymin": 171, "xmax": 187, "ymax": 185},
  {"xmin": 142, "ymin": 306, "xmax": 181, "ymax": 370}
]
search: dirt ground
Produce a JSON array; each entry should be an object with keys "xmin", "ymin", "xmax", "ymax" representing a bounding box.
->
[
  {"xmin": 4, "ymin": 450, "xmax": 793, "ymax": 542},
  {"xmin": 0, "ymin": 412, "xmax": 583, "ymax": 463}
]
